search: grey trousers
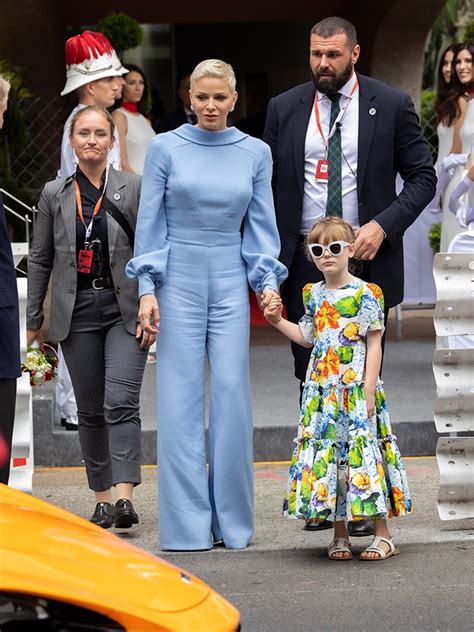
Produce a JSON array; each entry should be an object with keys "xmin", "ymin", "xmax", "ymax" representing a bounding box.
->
[{"xmin": 61, "ymin": 288, "xmax": 147, "ymax": 491}]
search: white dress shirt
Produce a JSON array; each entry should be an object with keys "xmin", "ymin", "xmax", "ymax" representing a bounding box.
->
[
  {"xmin": 301, "ymin": 72, "xmax": 359, "ymax": 234},
  {"xmin": 58, "ymin": 103, "xmax": 121, "ymax": 178}
]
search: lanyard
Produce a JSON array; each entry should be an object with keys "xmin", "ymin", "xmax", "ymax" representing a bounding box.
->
[
  {"xmin": 313, "ymin": 79, "xmax": 359, "ymax": 151},
  {"xmin": 74, "ymin": 166, "xmax": 109, "ymax": 242}
]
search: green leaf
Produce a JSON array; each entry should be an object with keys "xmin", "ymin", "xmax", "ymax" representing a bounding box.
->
[
  {"xmin": 385, "ymin": 443, "xmax": 397, "ymax": 466},
  {"xmin": 351, "ymin": 497, "xmax": 363, "ymax": 516},
  {"xmin": 301, "ymin": 482, "xmax": 311, "ymax": 500},
  {"xmin": 348, "ymin": 447, "xmax": 363, "ymax": 468},
  {"xmin": 324, "ymin": 423, "xmax": 336, "ymax": 441},
  {"xmin": 362, "ymin": 493, "xmax": 380, "ymax": 517},
  {"xmin": 338, "ymin": 346, "xmax": 354, "ymax": 364},
  {"xmin": 313, "ymin": 458, "xmax": 328, "ymax": 478},
  {"xmin": 333, "ymin": 296, "xmax": 360, "ymax": 317}
]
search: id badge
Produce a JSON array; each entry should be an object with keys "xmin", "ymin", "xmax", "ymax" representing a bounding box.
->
[
  {"xmin": 77, "ymin": 249, "xmax": 93, "ymax": 274},
  {"xmin": 315, "ymin": 159, "xmax": 329, "ymax": 182}
]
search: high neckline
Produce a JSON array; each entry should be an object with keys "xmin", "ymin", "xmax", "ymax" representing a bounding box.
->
[{"xmin": 172, "ymin": 124, "xmax": 248, "ymax": 146}]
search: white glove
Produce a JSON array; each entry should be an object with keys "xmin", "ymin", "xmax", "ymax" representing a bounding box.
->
[
  {"xmin": 442, "ymin": 152, "xmax": 469, "ymax": 171},
  {"xmin": 449, "ymin": 175, "xmax": 473, "ymax": 215}
]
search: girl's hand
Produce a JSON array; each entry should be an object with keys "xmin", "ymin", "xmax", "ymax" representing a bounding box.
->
[
  {"xmin": 365, "ymin": 389, "xmax": 375, "ymax": 418},
  {"xmin": 264, "ymin": 297, "xmax": 283, "ymax": 324},
  {"xmin": 135, "ymin": 323, "xmax": 157, "ymax": 350},
  {"xmin": 138, "ymin": 294, "xmax": 160, "ymax": 335}
]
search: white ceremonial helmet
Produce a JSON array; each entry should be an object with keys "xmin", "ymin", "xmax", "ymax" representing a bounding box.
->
[{"xmin": 61, "ymin": 30, "xmax": 128, "ymax": 96}]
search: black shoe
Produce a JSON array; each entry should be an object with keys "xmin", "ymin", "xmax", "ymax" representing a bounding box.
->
[
  {"xmin": 348, "ymin": 519, "xmax": 375, "ymax": 537},
  {"xmin": 303, "ymin": 518, "xmax": 333, "ymax": 531},
  {"xmin": 90, "ymin": 502, "xmax": 115, "ymax": 529},
  {"xmin": 114, "ymin": 498, "xmax": 139, "ymax": 529}
]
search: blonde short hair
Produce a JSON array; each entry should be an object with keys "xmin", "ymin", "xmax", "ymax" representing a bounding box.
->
[{"xmin": 190, "ymin": 59, "xmax": 236, "ymax": 93}]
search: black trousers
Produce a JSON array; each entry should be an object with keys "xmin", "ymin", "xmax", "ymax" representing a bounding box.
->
[
  {"xmin": 0, "ymin": 378, "xmax": 17, "ymax": 485},
  {"xmin": 282, "ymin": 238, "xmax": 390, "ymax": 382}
]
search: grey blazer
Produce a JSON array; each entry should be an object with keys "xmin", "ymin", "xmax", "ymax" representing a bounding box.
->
[{"xmin": 27, "ymin": 168, "xmax": 142, "ymax": 342}]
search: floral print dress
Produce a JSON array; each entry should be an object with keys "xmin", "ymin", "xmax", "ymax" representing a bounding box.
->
[{"xmin": 283, "ymin": 278, "xmax": 412, "ymax": 522}]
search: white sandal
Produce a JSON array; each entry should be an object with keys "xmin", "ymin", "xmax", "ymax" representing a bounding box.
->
[
  {"xmin": 360, "ymin": 536, "xmax": 400, "ymax": 561},
  {"xmin": 328, "ymin": 537, "xmax": 353, "ymax": 560}
]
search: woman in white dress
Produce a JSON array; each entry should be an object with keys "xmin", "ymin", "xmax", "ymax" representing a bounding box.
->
[
  {"xmin": 440, "ymin": 43, "xmax": 474, "ymax": 251},
  {"xmin": 112, "ymin": 64, "xmax": 156, "ymax": 176}
]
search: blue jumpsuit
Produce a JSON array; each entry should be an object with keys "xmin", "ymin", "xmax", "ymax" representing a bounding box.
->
[{"xmin": 127, "ymin": 124, "xmax": 287, "ymax": 550}]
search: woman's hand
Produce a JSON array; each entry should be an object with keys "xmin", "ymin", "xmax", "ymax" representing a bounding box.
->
[
  {"xmin": 135, "ymin": 323, "xmax": 157, "ymax": 350},
  {"xmin": 365, "ymin": 389, "xmax": 376, "ymax": 419},
  {"xmin": 258, "ymin": 288, "xmax": 280, "ymax": 311},
  {"xmin": 26, "ymin": 329, "xmax": 43, "ymax": 347},
  {"xmin": 138, "ymin": 294, "xmax": 160, "ymax": 336}
]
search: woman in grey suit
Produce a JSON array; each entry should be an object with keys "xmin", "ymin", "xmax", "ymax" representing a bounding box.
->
[{"xmin": 27, "ymin": 106, "xmax": 153, "ymax": 529}]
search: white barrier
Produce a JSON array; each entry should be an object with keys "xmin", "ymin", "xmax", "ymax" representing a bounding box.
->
[
  {"xmin": 9, "ymin": 245, "xmax": 34, "ymax": 493},
  {"xmin": 433, "ymin": 250, "xmax": 474, "ymax": 520}
]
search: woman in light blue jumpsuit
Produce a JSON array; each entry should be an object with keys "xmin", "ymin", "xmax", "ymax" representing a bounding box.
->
[{"xmin": 126, "ymin": 60, "xmax": 287, "ymax": 550}]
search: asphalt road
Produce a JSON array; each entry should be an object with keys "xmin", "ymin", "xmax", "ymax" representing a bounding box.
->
[{"xmin": 34, "ymin": 458, "xmax": 474, "ymax": 632}]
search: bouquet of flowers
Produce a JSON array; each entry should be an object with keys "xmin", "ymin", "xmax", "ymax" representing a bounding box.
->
[{"xmin": 21, "ymin": 344, "xmax": 58, "ymax": 387}]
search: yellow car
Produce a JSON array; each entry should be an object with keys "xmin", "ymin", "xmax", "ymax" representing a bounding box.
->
[{"xmin": 0, "ymin": 484, "xmax": 240, "ymax": 630}]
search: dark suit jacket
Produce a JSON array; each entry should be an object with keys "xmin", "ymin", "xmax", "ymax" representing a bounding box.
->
[
  {"xmin": 27, "ymin": 168, "xmax": 142, "ymax": 342},
  {"xmin": 0, "ymin": 190, "xmax": 21, "ymax": 378},
  {"xmin": 156, "ymin": 107, "xmax": 188, "ymax": 133},
  {"xmin": 263, "ymin": 73, "xmax": 437, "ymax": 307}
]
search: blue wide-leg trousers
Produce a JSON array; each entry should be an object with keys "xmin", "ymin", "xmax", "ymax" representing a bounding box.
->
[{"xmin": 156, "ymin": 229, "xmax": 253, "ymax": 550}]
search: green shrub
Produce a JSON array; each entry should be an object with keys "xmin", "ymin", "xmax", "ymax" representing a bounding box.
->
[
  {"xmin": 464, "ymin": 20, "xmax": 474, "ymax": 41},
  {"xmin": 428, "ymin": 222, "xmax": 442, "ymax": 254},
  {"xmin": 97, "ymin": 13, "xmax": 143, "ymax": 57}
]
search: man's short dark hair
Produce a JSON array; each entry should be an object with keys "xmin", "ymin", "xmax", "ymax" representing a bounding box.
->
[{"xmin": 311, "ymin": 17, "xmax": 358, "ymax": 48}]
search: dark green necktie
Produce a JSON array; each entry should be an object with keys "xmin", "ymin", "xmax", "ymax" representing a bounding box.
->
[{"xmin": 326, "ymin": 93, "xmax": 342, "ymax": 217}]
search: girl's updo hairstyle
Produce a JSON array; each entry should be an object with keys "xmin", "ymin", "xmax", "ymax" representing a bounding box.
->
[
  {"xmin": 190, "ymin": 59, "xmax": 236, "ymax": 93},
  {"xmin": 69, "ymin": 105, "xmax": 116, "ymax": 139}
]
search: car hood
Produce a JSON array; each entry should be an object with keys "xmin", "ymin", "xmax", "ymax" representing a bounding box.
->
[{"xmin": 0, "ymin": 484, "xmax": 211, "ymax": 616}]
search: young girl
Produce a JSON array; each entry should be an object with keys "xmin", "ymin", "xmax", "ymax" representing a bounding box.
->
[{"xmin": 264, "ymin": 217, "xmax": 412, "ymax": 561}]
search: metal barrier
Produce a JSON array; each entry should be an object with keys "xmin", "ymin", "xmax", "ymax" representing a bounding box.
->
[{"xmin": 433, "ymin": 251, "xmax": 474, "ymax": 520}]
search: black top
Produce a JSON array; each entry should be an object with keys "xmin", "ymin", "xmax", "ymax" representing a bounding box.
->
[{"xmin": 75, "ymin": 169, "xmax": 112, "ymax": 290}]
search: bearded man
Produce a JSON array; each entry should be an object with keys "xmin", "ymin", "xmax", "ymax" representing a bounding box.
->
[{"xmin": 263, "ymin": 16, "xmax": 436, "ymax": 536}]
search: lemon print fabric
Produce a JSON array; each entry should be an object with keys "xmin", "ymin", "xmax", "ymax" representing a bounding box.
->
[{"xmin": 283, "ymin": 278, "xmax": 412, "ymax": 523}]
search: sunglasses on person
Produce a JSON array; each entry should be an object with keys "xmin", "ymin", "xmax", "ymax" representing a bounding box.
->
[{"xmin": 307, "ymin": 240, "xmax": 352, "ymax": 259}]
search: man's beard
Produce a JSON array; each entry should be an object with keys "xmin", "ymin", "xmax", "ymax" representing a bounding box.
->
[{"xmin": 311, "ymin": 58, "xmax": 354, "ymax": 94}]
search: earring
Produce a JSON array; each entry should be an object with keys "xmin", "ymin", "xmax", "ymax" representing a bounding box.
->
[
  {"xmin": 190, "ymin": 104, "xmax": 195, "ymax": 111},
  {"xmin": 230, "ymin": 106, "xmax": 234, "ymax": 112}
]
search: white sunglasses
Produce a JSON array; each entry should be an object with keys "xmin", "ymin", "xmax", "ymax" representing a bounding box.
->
[{"xmin": 307, "ymin": 240, "xmax": 351, "ymax": 259}]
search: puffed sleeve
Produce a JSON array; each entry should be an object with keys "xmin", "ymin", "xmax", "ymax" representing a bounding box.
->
[
  {"xmin": 125, "ymin": 138, "xmax": 170, "ymax": 296},
  {"xmin": 298, "ymin": 283, "xmax": 315, "ymax": 344},
  {"xmin": 241, "ymin": 143, "xmax": 288, "ymax": 293},
  {"xmin": 358, "ymin": 283, "xmax": 385, "ymax": 336}
]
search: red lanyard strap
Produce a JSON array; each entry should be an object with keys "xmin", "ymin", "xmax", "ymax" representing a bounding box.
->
[{"xmin": 313, "ymin": 79, "xmax": 359, "ymax": 148}]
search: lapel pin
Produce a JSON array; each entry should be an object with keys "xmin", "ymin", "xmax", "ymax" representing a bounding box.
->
[
  {"xmin": 113, "ymin": 193, "xmax": 121, "ymax": 201},
  {"xmin": 369, "ymin": 108, "xmax": 376, "ymax": 116}
]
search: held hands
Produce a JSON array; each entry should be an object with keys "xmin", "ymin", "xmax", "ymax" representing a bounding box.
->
[
  {"xmin": 138, "ymin": 294, "xmax": 160, "ymax": 340},
  {"xmin": 353, "ymin": 221, "xmax": 384, "ymax": 261},
  {"xmin": 264, "ymin": 295, "xmax": 283, "ymax": 325},
  {"xmin": 258, "ymin": 288, "xmax": 280, "ymax": 311}
]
